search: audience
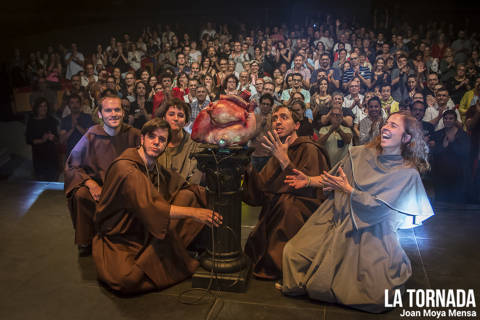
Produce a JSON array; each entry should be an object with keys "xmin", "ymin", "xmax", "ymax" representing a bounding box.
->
[{"xmin": 7, "ymin": 13, "xmax": 479, "ymax": 204}]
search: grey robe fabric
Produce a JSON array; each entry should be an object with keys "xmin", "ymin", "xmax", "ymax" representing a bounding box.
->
[{"xmin": 282, "ymin": 145, "xmax": 434, "ymax": 313}]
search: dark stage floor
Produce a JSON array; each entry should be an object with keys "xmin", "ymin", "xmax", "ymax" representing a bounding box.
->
[{"xmin": 0, "ymin": 181, "xmax": 479, "ymax": 320}]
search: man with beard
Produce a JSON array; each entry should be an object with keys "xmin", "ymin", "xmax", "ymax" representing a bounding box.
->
[
  {"xmin": 359, "ymin": 96, "xmax": 384, "ymax": 145},
  {"xmin": 242, "ymin": 105, "xmax": 329, "ymax": 280},
  {"xmin": 64, "ymin": 92, "xmax": 141, "ymax": 256},
  {"xmin": 92, "ymin": 118, "xmax": 222, "ymax": 294}
]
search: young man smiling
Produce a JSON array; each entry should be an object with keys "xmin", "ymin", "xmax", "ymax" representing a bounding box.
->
[{"xmin": 64, "ymin": 92, "xmax": 140, "ymax": 256}]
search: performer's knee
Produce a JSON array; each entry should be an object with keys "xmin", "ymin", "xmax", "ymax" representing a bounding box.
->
[{"xmin": 75, "ymin": 186, "xmax": 95, "ymax": 203}]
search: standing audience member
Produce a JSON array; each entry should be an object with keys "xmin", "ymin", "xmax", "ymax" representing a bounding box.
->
[
  {"xmin": 60, "ymin": 94, "xmax": 94, "ymax": 157},
  {"xmin": 65, "ymin": 43, "xmax": 84, "ymax": 80},
  {"xmin": 26, "ymin": 97, "xmax": 59, "ymax": 181},
  {"xmin": 430, "ymin": 110, "xmax": 470, "ymax": 203}
]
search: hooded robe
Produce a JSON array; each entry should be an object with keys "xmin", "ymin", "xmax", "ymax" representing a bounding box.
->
[
  {"xmin": 92, "ymin": 147, "xmax": 206, "ymax": 293},
  {"xmin": 282, "ymin": 145, "xmax": 434, "ymax": 313},
  {"xmin": 242, "ymin": 136, "xmax": 330, "ymax": 279},
  {"xmin": 64, "ymin": 124, "xmax": 140, "ymax": 245}
]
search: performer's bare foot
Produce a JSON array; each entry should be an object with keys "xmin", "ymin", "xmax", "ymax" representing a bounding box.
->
[{"xmin": 274, "ymin": 281, "xmax": 283, "ymax": 291}]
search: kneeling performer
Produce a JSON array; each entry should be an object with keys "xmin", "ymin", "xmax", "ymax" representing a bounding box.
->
[
  {"xmin": 282, "ymin": 111, "xmax": 434, "ymax": 313},
  {"xmin": 92, "ymin": 118, "xmax": 222, "ymax": 294}
]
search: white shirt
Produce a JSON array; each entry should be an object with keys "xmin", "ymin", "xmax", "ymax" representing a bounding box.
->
[{"xmin": 423, "ymin": 103, "xmax": 461, "ymax": 131}]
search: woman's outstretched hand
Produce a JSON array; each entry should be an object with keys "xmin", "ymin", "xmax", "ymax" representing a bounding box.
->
[
  {"xmin": 285, "ymin": 169, "xmax": 310, "ymax": 189},
  {"xmin": 321, "ymin": 167, "xmax": 353, "ymax": 194}
]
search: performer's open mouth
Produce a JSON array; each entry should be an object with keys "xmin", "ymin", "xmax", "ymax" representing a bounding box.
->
[{"xmin": 381, "ymin": 131, "xmax": 391, "ymax": 139}]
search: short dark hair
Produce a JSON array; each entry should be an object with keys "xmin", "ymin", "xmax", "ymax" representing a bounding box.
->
[
  {"xmin": 442, "ymin": 109, "xmax": 457, "ymax": 119},
  {"xmin": 160, "ymin": 73, "xmax": 173, "ymax": 81},
  {"xmin": 161, "ymin": 98, "xmax": 191, "ymax": 123},
  {"xmin": 68, "ymin": 93, "xmax": 81, "ymax": 104},
  {"xmin": 223, "ymin": 74, "xmax": 238, "ymax": 89},
  {"xmin": 410, "ymin": 100, "xmax": 426, "ymax": 111},
  {"xmin": 292, "ymin": 73, "xmax": 303, "ymax": 80},
  {"xmin": 367, "ymin": 96, "xmax": 382, "ymax": 106},
  {"xmin": 259, "ymin": 93, "xmax": 274, "ymax": 106},
  {"xmin": 272, "ymin": 105, "xmax": 300, "ymax": 123},
  {"xmin": 290, "ymin": 99, "xmax": 306, "ymax": 110},
  {"xmin": 141, "ymin": 118, "xmax": 172, "ymax": 144}
]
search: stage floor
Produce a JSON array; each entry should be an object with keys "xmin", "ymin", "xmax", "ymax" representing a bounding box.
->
[{"xmin": 0, "ymin": 181, "xmax": 479, "ymax": 320}]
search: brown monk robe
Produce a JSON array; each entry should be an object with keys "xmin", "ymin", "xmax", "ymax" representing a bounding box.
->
[
  {"xmin": 243, "ymin": 136, "xmax": 329, "ymax": 279},
  {"xmin": 93, "ymin": 148, "xmax": 206, "ymax": 293},
  {"xmin": 64, "ymin": 124, "xmax": 140, "ymax": 247}
]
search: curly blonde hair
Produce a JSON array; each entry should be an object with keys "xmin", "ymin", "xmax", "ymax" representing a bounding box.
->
[{"xmin": 367, "ymin": 111, "xmax": 430, "ymax": 173}]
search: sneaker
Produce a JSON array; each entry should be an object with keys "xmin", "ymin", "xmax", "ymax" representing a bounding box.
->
[{"xmin": 78, "ymin": 244, "xmax": 92, "ymax": 257}]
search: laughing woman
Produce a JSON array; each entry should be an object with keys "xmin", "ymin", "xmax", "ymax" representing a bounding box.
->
[{"xmin": 281, "ymin": 111, "xmax": 434, "ymax": 313}]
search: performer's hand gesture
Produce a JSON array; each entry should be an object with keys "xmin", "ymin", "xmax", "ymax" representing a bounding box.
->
[
  {"xmin": 285, "ymin": 169, "xmax": 310, "ymax": 189},
  {"xmin": 321, "ymin": 167, "xmax": 353, "ymax": 195},
  {"xmin": 261, "ymin": 130, "xmax": 293, "ymax": 170}
]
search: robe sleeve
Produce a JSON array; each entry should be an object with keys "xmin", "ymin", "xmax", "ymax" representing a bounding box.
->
[
  {"xmin": 349, "ymin": 189, "xmax": 394, "ymax": 230},
  {"xmin": 64, "ymin": 134, "xmax": 94, "ymax": 196},
  {"xmin": 122, "ymin": 169, "xmax": 171, "ymax": 240}
]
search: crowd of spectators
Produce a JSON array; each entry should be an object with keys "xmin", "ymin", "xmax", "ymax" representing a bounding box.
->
[{"xmin": 8, "ymin": 14, "xmax": 480, "ymax": 204}]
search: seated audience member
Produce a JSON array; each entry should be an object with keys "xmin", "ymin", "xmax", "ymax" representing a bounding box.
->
[
  {"xmin": 282, "ymin": 111, "xmax": 433, "ymax": 313},
  {"xmin": 61, "ymin": 74, "xmax": 92, "ymax": 117},
  {"xmin": 25, "ymin": 97, "xmax": 59, "ymax": 181},
  {"xmin": 315, "ymin": 91, "xmax": 354, "ymax": 131},
  {"xmin": 359, "ymin": 96, "xmax": 384, "ymax": 145},
  {"xmin": 423, "ymin": 87, "xmax": 462, "ymax": 131},
  {"xmin": 250, "ymin": 94, "xmax": 274, "ymax": 172},
  {"xmin": 60, "ymin": 94, "xmax": 94, "ymax": 157},
  {"xmin": 290, "ymin": 100, "xmax": 314, "ymax": 137},
  {"xmin": 29, "ymin": 77, "xmax": 58, "ymax": 113},
  {"xmin": 128, "ymin": 81, "xmax": 153, "ymax": 129},
  {"xmin": 153, "ymin": 73, "xmax": 184, "ymax": 116},
  {"xmin": 459, "ymin": 77, "xmax": 480, "ymax": 123},
  {"xmin": 186, "ymin": 85, "xmax": 211, "ymax": 133},
  {"xmin": 281, "ymin": 73, "xmax": 311, "ymax": 110},
  {"xmin": 158, "ymin": 99, "xmax": 203, "ymax": 185},
  {"xmin": 318, "ymin": 106, "xmax": 353, "ymax": 166},
  {"xmin": 430, "ymin": 110, "xmax": 470, "ymax": 203},
  {"xmin": 93, "ymin": 118, "xmax": 222, "ymax": 294},
  {"xmin": 285, "ymin": 54, "xmax": 311, "ymax": 88},
  {"xmin": 64, "ymin": 92, "xmax": 141, "ymax": 256},
  {"xmin": 379, "ymin": 84, "xmax": 399, "ymax": 115},
  {"xmin": 342, "ymin": 52, "xmax": 371, "ymax": 93},
  {"xmin": 242, "ymin": 105, "xmax": 329, "ymax": 280},
  {"xmin": 465, "ymin": 99, "xmax": 480, "ymax": 203}
]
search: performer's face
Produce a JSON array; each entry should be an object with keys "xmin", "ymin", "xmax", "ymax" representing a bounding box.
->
[
  {"xmin": 99, "ymin": 98, "xmax": 123, "ymax": 129},
  {"xmin": 380, "ymin": 113, "xmax": 409, "ymax": 153},
  {"xmin": 164, "ymin": 106, "xmax": 187, "ymax": 130},
  {"xmin": 141, "ymin": 128, "xmax": 169, "ymax": 159},
  {"xmin": 272, "ymin": 107, "xmax": 300, "ymax": 138}
]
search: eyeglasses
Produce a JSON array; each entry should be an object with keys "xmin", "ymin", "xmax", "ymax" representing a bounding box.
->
[{"xmin": 293, "ymin": 79, "xmax": 302, "ymax": 82}]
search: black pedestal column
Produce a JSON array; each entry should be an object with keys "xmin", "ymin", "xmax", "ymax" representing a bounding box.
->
[{"xmin": 191, "ymin": 145, "xmax": 253, "ymax": 292}]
